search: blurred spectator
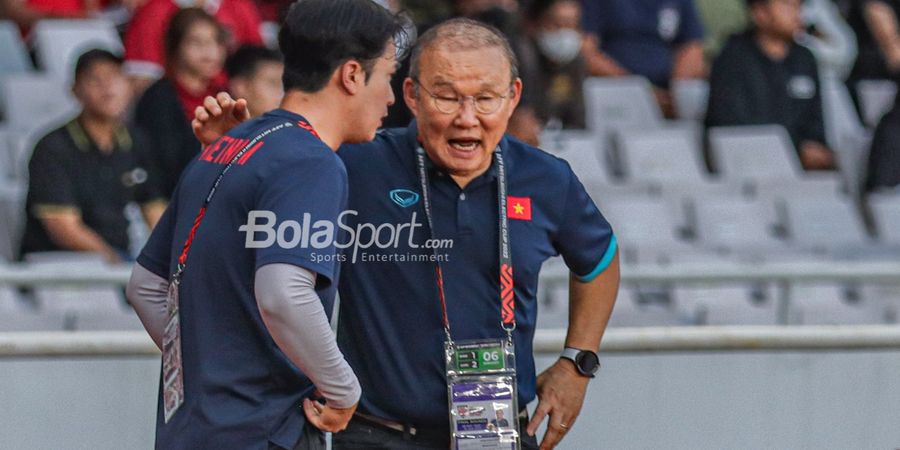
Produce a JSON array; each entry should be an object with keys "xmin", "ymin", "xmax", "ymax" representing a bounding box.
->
[
  {"xmin": 694, "ymin": 0, "xmax": 747, "ymax": 63},
  {"xmin": 580, "ymin": 0, "xmax": 706, "ymax": 117},
  {"xmin": 224, "ymin": 45, "xmax": 282, "ymax": 117},
  {"xmin": 507, "ymin": 103, "xmax": 543, "ymax": 146},
  {"xmin": 518, "ymin": 0, "xmax": 587, "ymax": 129},
  {"xmin": 1, "ymin": 0, "xmax": 146, "ymax": 32},
  {"xmin": 866, "ymin": 98, "xmax": 900, "ymax": 191},
  {"xmin": 123, "ymin": 0, "xmax": 261, "ymax": 89},
  {"xmin": 133, "ymin": 7, "xmax": 227, "ymax": 199},
  {"xmin": 20, "ymin": 49, "xmax": 165, "ymax": 263},
  {"xmin": 846, "ymin": 0, "xmax": 900, "ymax": 84},
  {"xmin": 798, "ymin": 0, "xmax": 857, "ymax": 80},
  {"xmin": 706, "ymin": 0, "xmax": 836, "ymax": 171}
]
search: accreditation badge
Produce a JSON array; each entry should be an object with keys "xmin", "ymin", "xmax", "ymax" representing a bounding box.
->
[
  {"xmin": 446, "ymin": 339, "xmax": 520, "ymax": 450},
  {"xmin": 162, "ymin": 280, "xmax": 185, "ymax": 423}
]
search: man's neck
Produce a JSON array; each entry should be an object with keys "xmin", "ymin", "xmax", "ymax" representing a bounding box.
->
[
  {"xmin": 79, "ymin": 113, "xmax": 118, "ymax": 153},
  {"xmin": 280, "ymin": 91, "xmax": 345, "ymax": 151},
  {"xmin": 755, "ymin": 31, "xmax": 791, "ymax": 61}
]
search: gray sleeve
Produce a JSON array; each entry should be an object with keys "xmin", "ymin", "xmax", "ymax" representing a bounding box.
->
[
  {"xmin": 255, "ymin": 263, "xmax": 361, "ymax": 409},
  {"xmin": 126, "ymin": 263, "xmax": 170, "ymax": 350}
]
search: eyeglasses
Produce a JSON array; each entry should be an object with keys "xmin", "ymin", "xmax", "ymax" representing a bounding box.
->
[{"xmin": 413, "ymin": 78, "xmax": 512, "ymax": 115}]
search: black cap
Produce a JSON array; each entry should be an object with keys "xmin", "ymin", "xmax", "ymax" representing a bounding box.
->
[{"xmin": 73, "ymin": 48, "xmax": 123, "ymax": 81}]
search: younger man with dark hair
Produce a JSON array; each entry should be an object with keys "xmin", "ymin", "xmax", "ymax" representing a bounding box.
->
[
  {"xmin": 226, "ymin": 45, "xmax": 284, "ymax": 117},
  {"xmin": 126, "ymin": 1, "xmax": 406, "ymax": 448},
  {"xmin": 21, "ymin": 49, "xmax": 165, "ymax": 263},
  {"xmin": 706, "ymin": 0, "xmax": 837, "ymax": 171}
]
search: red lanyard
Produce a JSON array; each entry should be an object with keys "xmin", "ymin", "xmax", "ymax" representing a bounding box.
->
[
  {"xmin": 171, "ymin": 120, "xmax": 305, "ymax": 282},
  {"xmin": 414, "ymin": 146, "xmax": 516, "ymax": 342}
]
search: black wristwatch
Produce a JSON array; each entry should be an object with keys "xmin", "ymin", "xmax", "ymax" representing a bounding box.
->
[{"xmin": 560, "ymin": 347, "xmax": 600, "ymax": 378}]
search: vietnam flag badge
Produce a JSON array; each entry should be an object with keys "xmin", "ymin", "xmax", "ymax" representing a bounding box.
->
[{"xmin": 507, "ymin": 196, "xmax": 532, "ymax": 221}]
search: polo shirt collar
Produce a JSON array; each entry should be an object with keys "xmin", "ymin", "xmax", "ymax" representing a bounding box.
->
[{"xmin": 65, "ymin": 116, "xmax": 132, "ymax": 154}]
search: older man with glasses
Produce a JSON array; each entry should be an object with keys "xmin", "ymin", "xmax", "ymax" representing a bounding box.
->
[{"xmin": 195, "ymin": 18, "xmax": 619, "ymax": 450}]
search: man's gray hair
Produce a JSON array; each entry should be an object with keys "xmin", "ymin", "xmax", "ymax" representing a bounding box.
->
[{"xmin": 409, "ymin": 18, "xmax": 519, "ymax": 83}]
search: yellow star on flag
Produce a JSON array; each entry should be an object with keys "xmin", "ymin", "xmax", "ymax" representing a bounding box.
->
[{"xmin": 513, "ymin": 203, "xmax": 525, "ymax": 215}]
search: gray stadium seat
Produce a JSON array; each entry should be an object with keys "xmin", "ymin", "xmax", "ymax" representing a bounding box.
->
[
  {"xmin": 673, "ymin": 283, "xmax": 779, "ymax": 326},
  {"xmin": 0, "ymin": 21, "xmax": 32, "ymax": 76},
  {"xmin": 821, "ymin": 77, "xmax": 872, "ymax": 194},
  {"xmin": 32, "ymin": 19, "xmax": 123, "ymax": 80},
  {"xmin": 707, "ymin": 125, "xmax": 802, "ymax": 183},
  {"xmin": 861, "ymin": 283, "xmax": 900, "ymax": 324},
  {"xmin": 543, "ymin": 130, "xmax": 613, "ymax": 186},
  {"xmin": 689, "ymin": 194, "xmax": 784, "ymax": 253},
  {"xmin": 24, "ymin": 252, "xmax": 125, "ymax": 315},
  {"xmin": 0, "ymin": 182, "xmax": 25, "ymax": 261},
  {"xmin": 583, "ymin": 76, "xmax": 663, "ymax": 136},
  {"xmin": 788, "ymin": 282, "xmax": 883, "ymax": 325},
  {"xmin": 74, "ymin": 307, "xmax": 144, "ymax": 331},
  {"xmin": 606, "ymin": 286, "xmax": 680, "ymax": 327},
  {"xmin": 615, "ymin": 126, "xmax": 710, "ymax": 185},
  {"xmin": 781, "ymin": 193, "xmax": 872, "ymax": 254},
  {"xmin": 595, "ymin": 195, "xmax": 692, "ymax": 253},
  {"xmin": 0, "ymin": 309, "xmax": 69, "ymax": 331},
  {"xmin": 869, "ymin": 193, "xmax": 900, "ymax": 245},
  {"xmin": 672, "ymin": 79, "xmax": 709, "ymax": 122},
  {"xmin": 0, "ymin": 21, "xmax": 34, "ymax": 122},
  {"xmin": 0, "ymin": 75, "xmax": 79, "ymax": 132},
  {"xmin": 856, "ymin": 79, "xmax": 897, "ymax": 127}
]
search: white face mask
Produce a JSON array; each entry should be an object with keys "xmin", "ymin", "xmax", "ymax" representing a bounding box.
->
[{"xmin": 537, "ymin": 29, "xmax": 582, "ymax": 65}]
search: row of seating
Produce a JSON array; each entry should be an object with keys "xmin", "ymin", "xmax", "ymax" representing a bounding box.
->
[{"xmin": 539, "ymin": 280, "xmax": 900, "ymax": 328}]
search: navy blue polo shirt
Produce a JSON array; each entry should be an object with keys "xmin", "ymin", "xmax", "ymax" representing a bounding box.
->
[
  {"xmin": 581, "ymin": 0, "xmax": 705, "ymax": 88},
  {"xmin": 137, "ymin": 109, "xmax": 347, "ymax": 450},
  {"xmin": 335, "ymin": 121, "xmax": 617, "ymax": 429}
]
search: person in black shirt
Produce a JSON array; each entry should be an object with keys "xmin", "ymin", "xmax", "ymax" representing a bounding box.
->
[
  {"xmin": 706, "ymin": 0, "xmax": 837, "ymax": 171},
  {"xmin": 133, "ymin": 8, "xmax": 228, "ymax": 199},
  {"xmin": 21, "ymin": 49, "xmax": 166, "ymax": 263}
]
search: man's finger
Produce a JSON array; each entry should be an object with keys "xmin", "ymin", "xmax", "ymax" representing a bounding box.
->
[
  {"xmin": 215, "ymin": 91, "xmax": 234, "ymax": 106},
  {"xmin": 302, "ymin": 399, "xmax": 323, "ymax": 429},
  {"xmin": 526, "ymin": 403, "xmax": 550, "ymax": 436},
  {"xmin": 539, "ymin": 423, "xmax": 566, "ymax": 450},
  {"xmin": 233, "ymin": 98, "xmax": 250, "ymax": 120},
  {"xmin": 194, "ymin": 106, "xmax": 209, "ymax": 123},
  {"xmin": 203, "ymin": 95, "xmax": 222, "ymax": 116}
]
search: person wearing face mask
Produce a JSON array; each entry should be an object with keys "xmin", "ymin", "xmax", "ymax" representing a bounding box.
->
[
  {"xmin": 706, "ymin": 0, "xmax": 836, "ymax": 171},
  {"xmin": 518, "ymin": 0, "xmax": 588, "ymax": 129}
]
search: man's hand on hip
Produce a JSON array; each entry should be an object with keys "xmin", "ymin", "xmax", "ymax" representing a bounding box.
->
[
  {"xmin": 526, "ymin": 358, "xmax": 590, "ymax": 450},
  {"xmin": 303, "ymin": 397, "xmax": 358, "ymax": 433}
]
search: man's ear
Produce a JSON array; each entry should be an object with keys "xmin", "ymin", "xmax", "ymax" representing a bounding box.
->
[
  {"xmin": 229, "ymin": 78, "xmax": 249, "ymax": 100},
  {"xmin": 402, "ymin": 77, "xmax": 418, "ymax": 117},
  {"xmin": 339, "ymin": 60, "xmax": 365, "ymax": 95}
]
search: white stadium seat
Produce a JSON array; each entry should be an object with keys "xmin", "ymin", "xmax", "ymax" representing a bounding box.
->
[
  {"xmin": 583, "ymin": 76, "xmax": 663, "ymax": 136},
  {"xmin": 856, "ymin": 79, "xmax": 897, "ymax": 127},
  {"xmin": 32, "ymin": 19, "xmax": 123, "ymax": 81}
]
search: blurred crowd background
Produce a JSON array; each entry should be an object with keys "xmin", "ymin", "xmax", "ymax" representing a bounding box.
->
[{"xmin": 0, "ymin": 0, "xmax": 899, "ymax": 330}]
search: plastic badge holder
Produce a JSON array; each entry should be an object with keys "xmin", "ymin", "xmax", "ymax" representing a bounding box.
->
[{"xmin": 446, "ymin": 338, "xmax": 520, "ymax": 450}]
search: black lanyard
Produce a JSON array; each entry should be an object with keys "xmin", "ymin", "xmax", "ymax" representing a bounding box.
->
[
  {"xmin": 414, "ymin": 146, "xmax": 516, "ymax": 343},
  {"xmin": 172, "ymin": 120, "xmax": 303, "ymax": 282}
]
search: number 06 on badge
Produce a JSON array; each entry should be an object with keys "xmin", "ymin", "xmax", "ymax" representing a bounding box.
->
[{"xmin": 446, "ymin": 339, "xmax": 519, "ymax": 450}]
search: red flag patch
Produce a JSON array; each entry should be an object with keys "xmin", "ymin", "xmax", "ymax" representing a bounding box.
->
[{"xmin": 507, "ymin": 196, "xmax": 532, "ymax": 221}]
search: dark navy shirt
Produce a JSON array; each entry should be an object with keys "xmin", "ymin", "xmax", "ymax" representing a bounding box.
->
[
  {"xmin": 138, "ymin": 109, "xmax": 347, "ymax": 450},
  {"xmin": 335, "ymin": 121, "xmax": 617, "ymax": 429},
  {"xmin": 581, "ymin": 0, "xmax": 705, "ymax": 88}
]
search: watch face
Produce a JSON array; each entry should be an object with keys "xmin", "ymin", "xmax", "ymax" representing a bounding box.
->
[{"xmin": 575, "ymin": 351, "xmax": 600, "ymax": 375}]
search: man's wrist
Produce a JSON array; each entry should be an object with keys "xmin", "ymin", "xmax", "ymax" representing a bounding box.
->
[{"xmin": 560, "ymin": 347, "xmax": 600, "ymax": 378}]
